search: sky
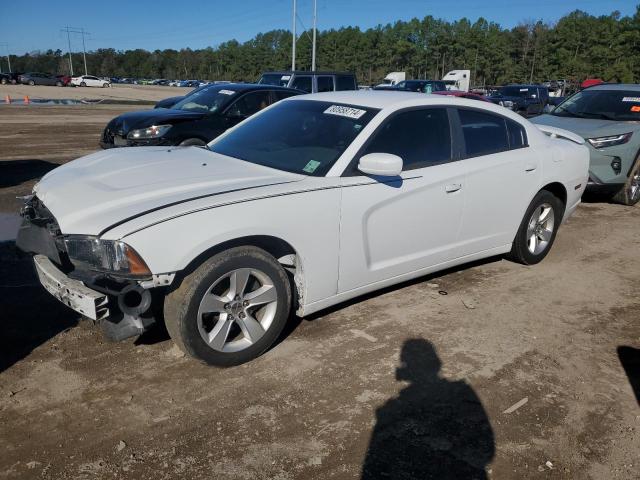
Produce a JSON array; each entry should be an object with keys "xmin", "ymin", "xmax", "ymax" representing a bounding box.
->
[{"xmin": 0, "ymin": 0, "xmax": 636, "ymax": 55}]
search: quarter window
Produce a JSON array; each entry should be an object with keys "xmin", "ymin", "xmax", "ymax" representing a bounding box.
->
[
  {"xmin": 335, "ymin": 75, "xmax": 356, "ymax": 91},
  {"xmin": 507, "ymin": 119, "xmax": 527, "ymax": 149},
  {"xmin": 361, "ymin": 108, "xmax": 452, "ymax": 171},
  {"xmin": 458, "ymin": 109, "xmax": 510, "ymax": 157}
]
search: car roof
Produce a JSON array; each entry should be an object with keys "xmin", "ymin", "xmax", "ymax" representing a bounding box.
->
[
  {"xmin": 586, "ymin": 83, "xmax": 640, "ymax": 92},
  {"xmin": 203, "ymin": 83, "xmax": 302, "ymax": 93},
  {"xmin": 288, "ymin": 90, "xmax": 505, "ymax": 110}
]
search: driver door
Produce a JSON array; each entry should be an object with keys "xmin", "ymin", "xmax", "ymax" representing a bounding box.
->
[{"xmin": 338, "ymin": 107, "xmax": 466, "ymax": 292}]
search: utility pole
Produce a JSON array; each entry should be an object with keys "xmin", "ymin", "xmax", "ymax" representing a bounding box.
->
[
  {"xmin": 62, "ymin": 27, "xmax": 74, "ymax": 76},
  {"xmin": 311, "ymin": 0, "xmax": 317, "ymax": 71},
  {"xmin": 291, "ymin": 0, "xmax": 296, "ymax": 71},
  {"xmin": 0, "ymin": 43, "xmax": 10, "ymax": 72},
  {"xmin": 80, "ymin": 28, "xmax": 89, "ymax": 76}
]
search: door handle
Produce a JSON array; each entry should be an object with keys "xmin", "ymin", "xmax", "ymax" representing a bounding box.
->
[
  {"xmin": 445, "ymin": 183, "xmax": 462, "ymax": 193},
  {"xmin": 525, "ymin": 165, "xmax": 537, "ymax": 172}
]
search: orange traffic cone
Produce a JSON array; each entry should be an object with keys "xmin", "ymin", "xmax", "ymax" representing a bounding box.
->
[
  {"xmin": 4, "ymin": 95, "xmax": 10, "ymax": 104},
  {"xmin": 23, "ymin": 95, "xmax": 30, "ymax": 105}
]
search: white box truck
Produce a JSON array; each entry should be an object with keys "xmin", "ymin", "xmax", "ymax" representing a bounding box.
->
[{"xmin": 443, "ymin": 70, "xmax": 471, "ymax": 92}]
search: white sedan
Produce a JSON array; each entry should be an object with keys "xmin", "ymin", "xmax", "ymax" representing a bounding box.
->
[
  {"xmin": 71, "ymin": 75, "xmax": 110, "ymax": 87},
  {"xmin": 17, "ymin": 91, "xmax": 589, "ymax": 366}
]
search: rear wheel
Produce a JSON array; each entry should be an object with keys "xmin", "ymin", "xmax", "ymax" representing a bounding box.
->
[
  {"xmin": 508, "ymin": 190, "xmax": 564, "ymax": 265},
  {"xmin": 164, "ymin": 246, "xmax": 292, "ymax": 366},
  {"xmin": 80, "ymin": 81, "xmax": 86, "ymax": 87},
  {"xmin": 612, "ymin": 157, "xmax": 640, "ymax": 206},
  {"xmin": 28, "ymin": 80, "xmax": 35, "ymax": 86},
  {"xmin": 1, "ymin": 78, "xmax": 6, "ymax": 85},
  {"xmin": 55, "ymin": 81, "xmax": 63, "ymax": 87}
]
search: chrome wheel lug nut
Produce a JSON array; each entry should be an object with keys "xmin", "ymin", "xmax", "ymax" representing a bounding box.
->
[
  {"xmin": 243, "ymin": 300, "xmax": 249, "ymax": 307},
  {"xmin": 239, "ymin": 312, "xmax": 246, "ymax": 319}
]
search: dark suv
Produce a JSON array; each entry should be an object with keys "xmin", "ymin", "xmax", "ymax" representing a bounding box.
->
[
  {"xmin": 488, "ymin": 84, "xmax": 550, "ymax": 116},
  {"xmin": 257, "ymin": 71, "xmax": 357, "ymax": 93},
  {"xmin": 373, "ymin": 80, "xmax": 447, "ymax": 93}
]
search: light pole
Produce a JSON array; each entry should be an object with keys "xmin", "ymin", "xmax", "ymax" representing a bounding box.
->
[
  {"xmin": 62, "ymin": 27, "xmax": 74, "ymax": 76},
  {"xmin": 291, "ymin": 0, "xmax": 296, "ymax": 71},
  {"xmin": 311, "ymin": 0, "xmax": 317, "ymax": 71}
]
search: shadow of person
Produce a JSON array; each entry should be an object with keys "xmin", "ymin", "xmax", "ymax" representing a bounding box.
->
[
  {"xmin": 362, "ymin": 339, "xmax": 495, "ymax": 480},
  {"xmin": 617, "ymin": 346, "xmax": 640, "ymax": 405}
]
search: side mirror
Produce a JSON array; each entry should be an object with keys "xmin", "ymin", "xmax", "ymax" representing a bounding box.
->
[{"xmin": 357, "ymin": 153, "xmax": 403, "ymax": 177}]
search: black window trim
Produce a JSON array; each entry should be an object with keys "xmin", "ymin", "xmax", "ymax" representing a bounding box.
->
[
  {"xmin": 452, "ymin": 106, "xmax": 529, "ymax": 160},
  {"xmin": 342, "ymin": 105, "xmax": 461, "ymax": 177}
]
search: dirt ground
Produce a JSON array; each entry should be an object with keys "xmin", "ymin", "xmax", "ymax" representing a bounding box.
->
[
  {"xmin": 0, "ymin": 105, "xmax": 639, "ymax": 480},
  {"xmin": 1, "ymin": 83, "xmax": 188, "ymax": 103}
]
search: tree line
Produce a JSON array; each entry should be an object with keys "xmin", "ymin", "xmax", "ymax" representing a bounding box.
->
[{"xmin": 5, "ymin": 7, "xmax": 640, "ymax": 86}]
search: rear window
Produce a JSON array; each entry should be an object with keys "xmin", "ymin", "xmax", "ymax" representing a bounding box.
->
[
  {"xmin": 336, "ymin": 75, "xmax": 357, "ymax": 91},
  {"xmin": 291, "ymin": 76, "xmax": 313, "ymax": 93}
]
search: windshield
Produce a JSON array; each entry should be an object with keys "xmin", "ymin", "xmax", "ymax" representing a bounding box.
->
[
  {"xmin": 497, "ymin": 86, "xmax": 534, "ymax": 98},
  {"xmin": 258, "ymin": 74, "xmax": 290, "ymax": 87},
  {"xmin": 552, "ymin": 89, "xmax": 640, "ymax": 121},
  {"xmin": 209, "ymin": 100, "xmax": 379, "ymax": 176},
  {"xmin": 172, "ymin": 87, "xmax": 236, "ymax": 113}
]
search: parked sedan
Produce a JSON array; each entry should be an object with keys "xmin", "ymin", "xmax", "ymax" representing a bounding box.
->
[
  {"xmin": 17, "ymin": 91, "xmax": 588, "ymax": 366},
  {"xmin": 532, "ymin": 83, "xmax": 640, "ymax": 205},
  {"xmin": 18, "ymin": 72, "xmax": 63, "ymax": 86},
  {"xmin": 71, "ymin": 75, "xmax": 111, "ymax": 87},
  {"xmin": 101, "ymin": 83, "xmax": 302, "ymax": 148}
]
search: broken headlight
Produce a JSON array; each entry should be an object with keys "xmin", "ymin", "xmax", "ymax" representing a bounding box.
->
[
  {"xmin": 64, "ymin": 236, "xmax": 151, "ymax": 276},
  {"xmin": 127, "ymin": 124, "xmax": 172, "ymax": 140}
]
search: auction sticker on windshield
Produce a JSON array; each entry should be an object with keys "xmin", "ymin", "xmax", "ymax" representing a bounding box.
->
[
  {"xmin": 622, "ymin": 97, "xmax": 640, "ymax": 102},
  {"xmin": 219, "ymin": 89, "xmax": 235, "ymax": 95},
  {"xmin": 303, "ymin": 160, "xmax": 321, "ymax": 173},
  {"xmin": 324, "ymin": 105, "xmax": 367, "ymax": 119}
]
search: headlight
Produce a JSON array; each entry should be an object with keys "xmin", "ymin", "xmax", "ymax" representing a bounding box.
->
[
  {"xmin": 500, "ymin": 100, "xmax": 514, "ymax": 108},
  {"xmin": 587, "ymin": 132, "xmax": 632, "ymax": 149},
  {"xmin": 64, "ymin": 236, "xmax": 151, "ymax": 276},
  {"xmin": 127, "ymin": 124, "xmax": 172, "ymax": 140}
]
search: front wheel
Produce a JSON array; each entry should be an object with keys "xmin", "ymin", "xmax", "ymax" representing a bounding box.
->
[
  {"xmin": 28, "ymin": 80, "xmax": 35, "ymax": 86},
  {"xmin": 56, "ymin": 81, "xmax": 63, "ymax": 87},
  {"xmin": 164, "ymin": 246, "xmax": 292, "ymax": 366},
  {"xmin": 80, "ymin": 81, "xmax": 86, "ymax": 87},
  {"xmin": 508, "ymin": 190, "xmax": 564, "ymax": 265},
  {"xmin": 612, "ymin": 157, "xmax": 640, "ymax": 206}
]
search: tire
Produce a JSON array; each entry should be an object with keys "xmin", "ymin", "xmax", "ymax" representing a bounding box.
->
[
  {"xmin": 80, "ymin": 81, "xmax": 86, "ymax": 87},
  {"xmin": 164, "ymin": 246, "xmax": 292, "ymax": 366},
  {"xmin": 179, "ymin": 138, "xmax": 206, "ymax": 147},
  {"xmin": 508, "ymin": 190, "xmax": 564, "ymax": 265},
  {"xmin": 102, "ymin": 82, "xmax": 109, "ymax": 88},
  {"xmin": 611, "ymin": 156, "xmax": 640, "ymax": 206},
  {"xmin": 56, "ymin": 81, "xmax": 63, "ymax": 87},
  {"xmin": 1, "ymin": 78, "xmax": 6, "ymax": 85},
  {"xmin": 28, "ymin": 80, "xmax": 35, "ymax": 86}
]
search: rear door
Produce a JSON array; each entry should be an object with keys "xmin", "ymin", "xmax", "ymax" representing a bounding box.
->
[
  {"xmin": 338, "ymin": 107, "xmax": 466, "ymax": 292},
  {"xmin": 453, "ymin": 107, "xmax": 541, "ymax": 256}
]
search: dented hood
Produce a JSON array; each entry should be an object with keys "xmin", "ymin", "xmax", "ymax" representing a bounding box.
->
[{"xmin": 34, "ymin": 146, "xmax": 304, "ymax": 235}]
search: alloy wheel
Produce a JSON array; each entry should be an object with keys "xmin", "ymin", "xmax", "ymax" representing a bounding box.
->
[
  {"xmin": 197, "ymin": 268, "xmax": 278, "ymax": 353},
  {"xmin": 526, "ymin": 203, "xmax": 555, "ymax": 255}
]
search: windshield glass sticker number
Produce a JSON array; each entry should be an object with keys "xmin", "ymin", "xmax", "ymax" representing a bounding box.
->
[
  {"xmin": 219, "ymin": 89, "xmax": 235, "ymax": 95},
  {"xmin": 303, "ymin": 160, "xmax": 321, "ymax": 173},
  {"xmin": 324, "ymin": 105, "xmax": 367, "ymax": 119},
  {"xmin": 622, "ymin": 97, "xmax": 640, "ymax": 102}
]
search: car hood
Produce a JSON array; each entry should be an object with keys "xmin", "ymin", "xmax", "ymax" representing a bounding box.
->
[
  {"xmin": 106, "ymin": 109, "xmax": 207, "ymax": 134},
  {"xmin": 532, "ymin": 114, "xmax": 640, "ymax": 138},
  {"xmin": 34, "ymin": 146, "xmax": 304, "ymax": 236}
]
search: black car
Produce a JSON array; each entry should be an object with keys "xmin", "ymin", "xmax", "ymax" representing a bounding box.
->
[
  {"xmin": 373, "ymin": 79, "xmax": 447, "ymax": 93},
  {"xmin": 101, "ymin": 84, "xmax": 303, "ymax": 148},
  {"xmin": 258, "ymin": 71, "xmax": 357, "ymax": 93},
  {"xmin": 487, "ymin": 85, "xmax": 550, "ymax": 116},
  {"xmin": 0, "ymin": 72, "xmax": 20, "ymax": 85},
  {"xmin": 18, "ymin": 72, "xmax": 63, "ymax": 86}
]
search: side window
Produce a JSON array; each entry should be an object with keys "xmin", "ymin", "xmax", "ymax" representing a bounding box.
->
[
  {"xmin": 361, "ymin": 108, "xmax": 452, "ymax": 171},
  {"xmin": 335, "ymin": 75, "xmax": 356, "ymax": 91},
  {"xmin": 227, "ymin": 91, "xmax": 271, "ymax": 117},
  {"xmin": 317, "ymin": 76, "xmax": 334, "ymax": 92},
  {"xmin": 291, "ymin": 75, "xmax": 313, "ymax": 93},
  {"xmin": 272, "ymin": 90, "xmax": 299, "ymax": 101},
  {"xmin": 507, "ymin": 119, "xmax": 527, "ymax": 149},
  {"xmin": 458, "ymin": 109, "xmax": 509, "ymax": 157}
]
